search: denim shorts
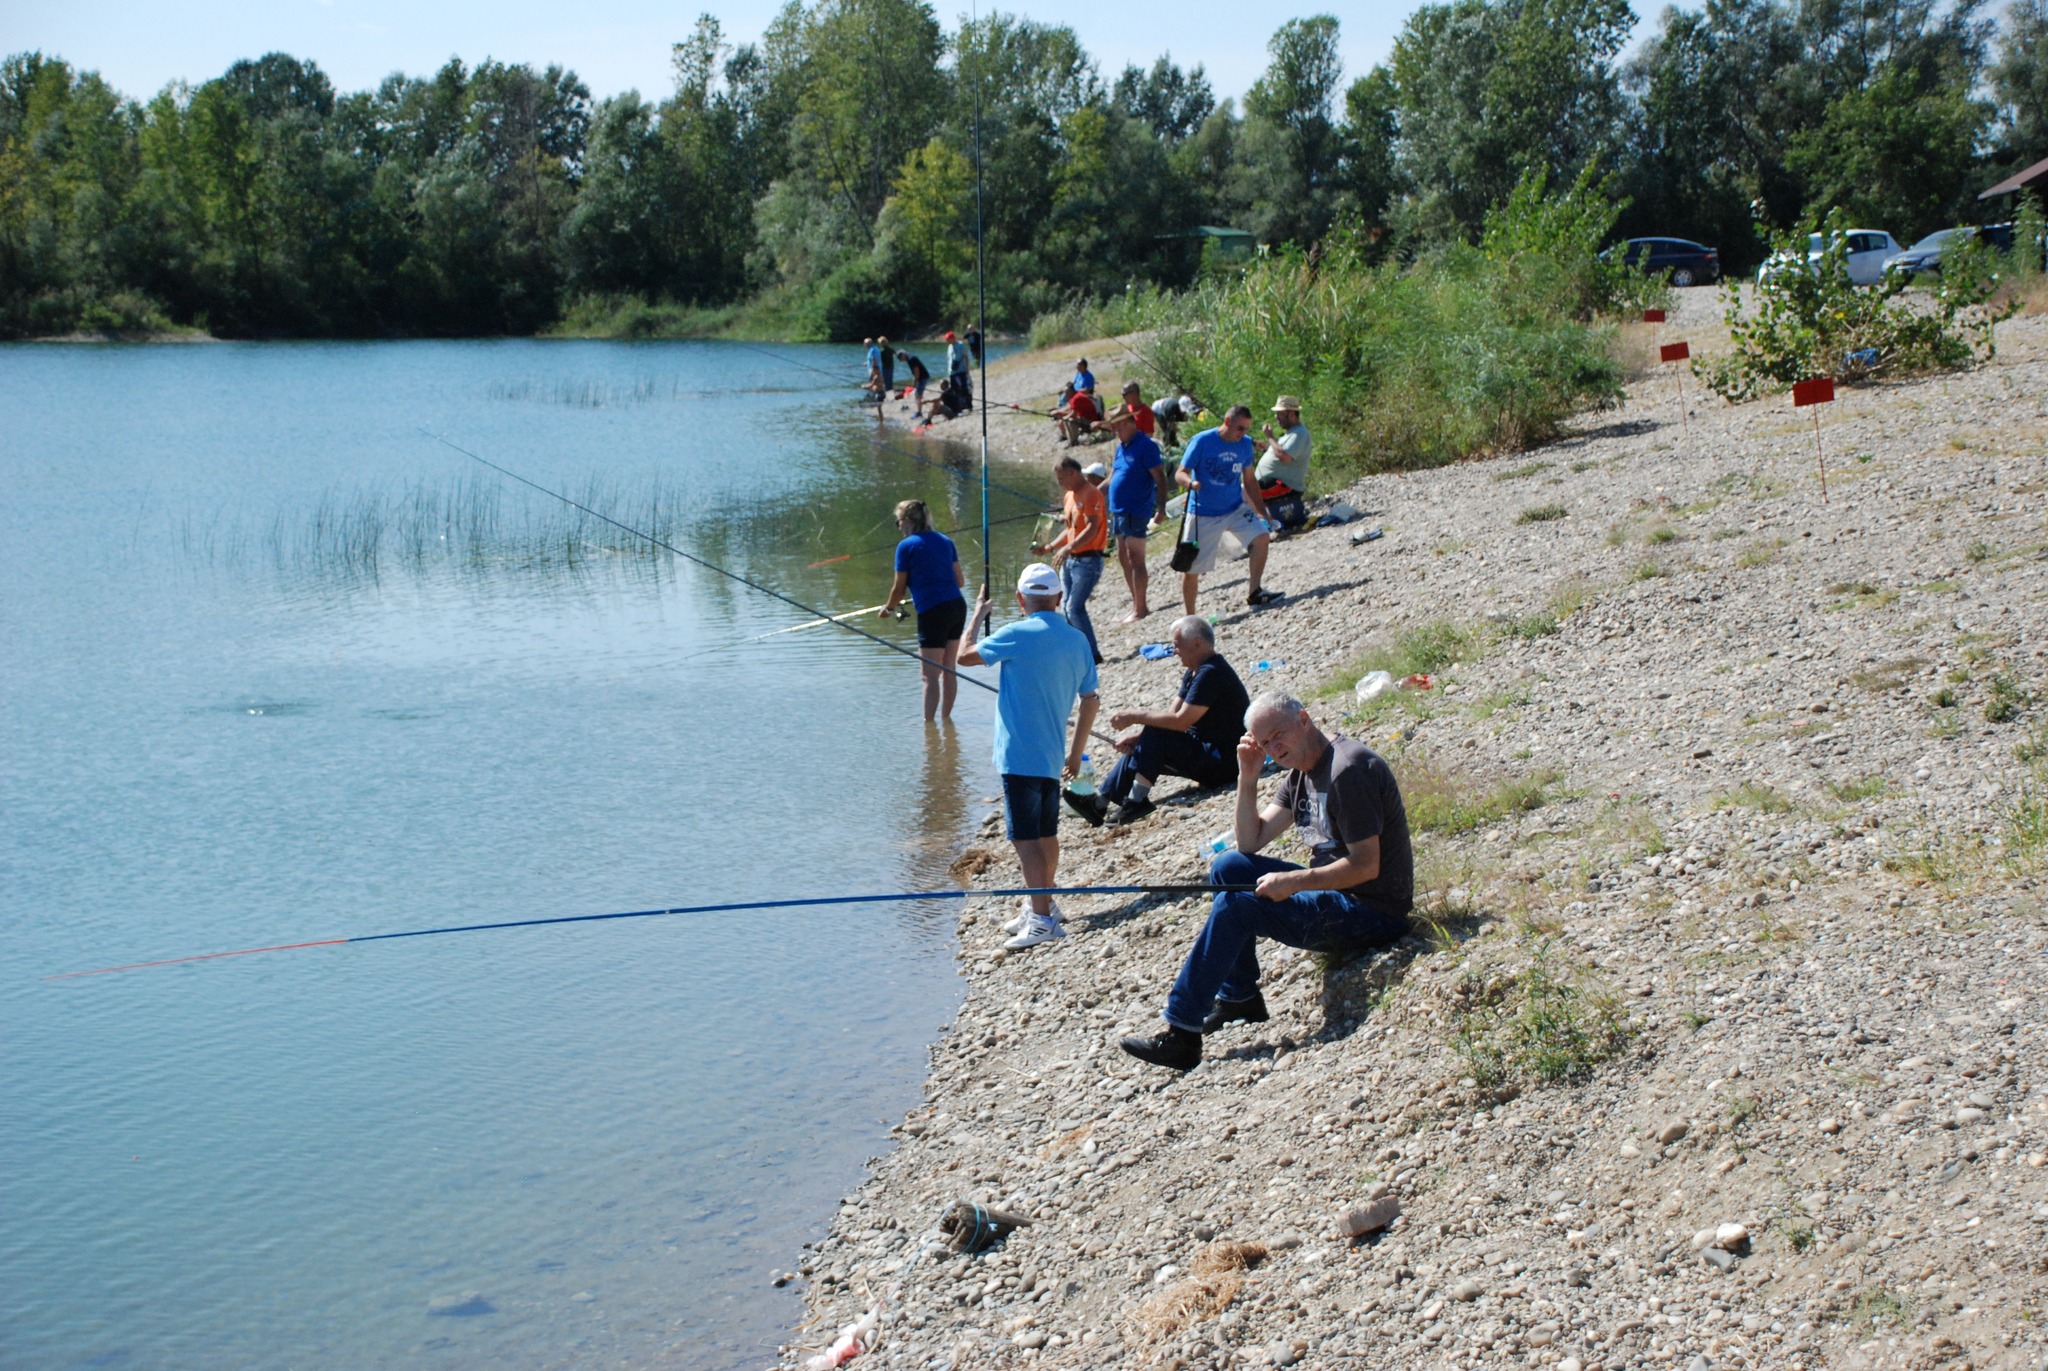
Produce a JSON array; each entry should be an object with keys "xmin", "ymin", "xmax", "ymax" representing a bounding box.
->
[
  {"xmin": 1111, "ymin": 509, "xmax": 1153, "ymax": 539},
  {"xmin": 1002, "ymin": 774, "xmax": 1061, "ymax": 841}
]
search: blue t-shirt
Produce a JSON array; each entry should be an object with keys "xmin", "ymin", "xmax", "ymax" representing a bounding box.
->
[
  {"xmin": 1182, "ymin": 427, "xmax": 1257, "ymax": 516},
  {"xmin": 1108, "ymin": 431, "xmax": 1164, "ymax": 520},
  {"xmin": 975, "ymin": 611, "xmax": 1099, "ymax": 779},
  {"xmin": 1073, "ymin": 368, "xmax": 1097, "ymax": 393},
  {"xmin": 866, "ymin": 345, "xmax": 882, "ymax": 374},
  {"xmin": 894, "ymin": 531, "xmax": 963, "ymax": 613}
]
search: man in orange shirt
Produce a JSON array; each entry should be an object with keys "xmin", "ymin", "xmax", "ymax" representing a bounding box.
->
[{"xmin": 1031, "ymin": 455, "xmax": 1109, "ymax": 664}]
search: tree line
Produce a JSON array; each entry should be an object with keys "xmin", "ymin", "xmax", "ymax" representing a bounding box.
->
[{"xmin": 2, "ymin": 0, "xmax": 2042, "ymax": 340}]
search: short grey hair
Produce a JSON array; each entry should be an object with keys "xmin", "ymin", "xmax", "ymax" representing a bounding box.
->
[
  {"xmin": 1170, "ymin": 614, "xmax": 1213, "ymax": 647},
  {"xmin": 1247, "ymin": 690, "xmax": 1307, "ymax": 726},
  {"xmin": 1022, "ymin": 591, "xmax": 1062, "ymax": 612}
]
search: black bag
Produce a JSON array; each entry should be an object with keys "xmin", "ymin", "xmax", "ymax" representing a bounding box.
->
[{"xmin": 1169, "ymin": 499, "xmax": 1199, "ymax": 573}]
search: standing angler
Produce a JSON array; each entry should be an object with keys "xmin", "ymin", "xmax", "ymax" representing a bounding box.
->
[
  {"xmin": 1029, "ymin": 456, "xmax": 1109, "ymax": 666},
  {"xmin": 1102, "ymin": 403, "xmax": 1168, "ymax": 623},
  {"xmin": 1175, "ymin": 404, "xmax": 1280, "ymax": 612},
  {"xmin": 946, "ymin": 331, "xmax": 973, "ymax": 407},
  {"xmin": 1121, "ymin": 692, "xmax": 1413, "ymax": 1071},
  {"xmin": 959, "ymin": 566, "xmax": 1101, "ymax": 950}
]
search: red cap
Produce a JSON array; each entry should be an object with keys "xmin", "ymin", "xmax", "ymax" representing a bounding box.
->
[{"xmin": 943, "ymin": 331, "xmax": 957, "ymax": 341}]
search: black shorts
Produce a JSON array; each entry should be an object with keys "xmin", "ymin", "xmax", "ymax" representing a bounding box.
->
[{"xmin": 916, "ymin": 596, "xmax": 967, "ymax": 648}]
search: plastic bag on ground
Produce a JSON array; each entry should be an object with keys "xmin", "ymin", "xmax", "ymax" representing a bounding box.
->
[{"xmin": 1354, "ymin": 670, "xmax": 1396, "ymax": 701}]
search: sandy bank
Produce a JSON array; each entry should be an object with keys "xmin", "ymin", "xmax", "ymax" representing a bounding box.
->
[{"xmin": 781, "ymin": 289, "xmax": 2048, "ymax": 1370}]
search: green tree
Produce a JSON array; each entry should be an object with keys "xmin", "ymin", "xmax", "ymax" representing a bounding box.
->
[
  {"xmin": 1787, "ymin": 60, "xmax": 1988, "ymax": 240},
  {"xmin": 1235, "ymin": 16, "xmax": 1348, "ymax": 244},
  {"xmin": 1112, "ymin": 56, "xmax": 1213, "ymax": 145},
  {"xmin": 882, "ymin": 136, "xmax": 973, "ymax": 278},
  {"xmin": 1989, "ymin": 0, "xmax": 2048, "ymax": 164}
]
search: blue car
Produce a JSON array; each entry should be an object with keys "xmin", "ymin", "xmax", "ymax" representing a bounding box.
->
[{"xmin": 1611, "ymin": 237, "xmax": 1722, "ymax": 287}]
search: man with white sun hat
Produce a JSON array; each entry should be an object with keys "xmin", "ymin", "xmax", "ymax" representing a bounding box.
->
[{"xmin": 960, "ymin": 563, "xmax": 1102, "ymax": 948}]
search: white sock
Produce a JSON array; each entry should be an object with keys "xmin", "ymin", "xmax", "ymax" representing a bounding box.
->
[{"xmin": 1130, "ymin": 779, "xmax": 1153, "ymax": 803}]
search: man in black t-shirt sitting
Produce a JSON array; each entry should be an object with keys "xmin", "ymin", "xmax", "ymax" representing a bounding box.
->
[
  {"xmin": 1063, "ymin": 616, "xmax": 1249, "ymax": 828},
  {"xmin": 1123, "ymin": 690, "xmax": 1414, "ymax": 1071}
]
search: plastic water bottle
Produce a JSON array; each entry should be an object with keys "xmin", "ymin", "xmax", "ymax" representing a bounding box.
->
[
  {"xmin": 1201, "ymin": 828, "xmax": 1236, "ymax": 862},
  {"xmin": 1164, "ymin": 492, "xmax": 1187, "ymax": 519},
  {"xmin": 1071, "ymin": 754, "xmax": 1096, "ymax": 798}
]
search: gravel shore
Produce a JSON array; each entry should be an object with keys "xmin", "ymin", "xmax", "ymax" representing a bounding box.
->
[{"xmin": 782, "ymin": 290, "xmax": 2048, "ymax": 1371}]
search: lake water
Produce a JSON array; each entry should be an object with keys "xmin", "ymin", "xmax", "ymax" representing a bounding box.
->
[{"xmin": 0, "ymin": 340, "xmax": 1043, "ymax": 1369}]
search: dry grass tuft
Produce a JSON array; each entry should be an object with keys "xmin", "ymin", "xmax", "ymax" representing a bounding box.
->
[{"xmin": 1129, "ymin": 1243, "xmax": 1267, "ymax": 1351}]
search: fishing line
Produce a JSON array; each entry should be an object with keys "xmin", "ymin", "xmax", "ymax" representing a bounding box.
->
[
  {"xmin": 44, "ymin": 883, "xmax": 1256, "ymax": 979},
  {"xmin": 805, "ymin": 508, "xmax": 1041, "ymax": 568},
  {"xmin": 421, "ymin": 428, "xmax": 1001, "ymax": 698}
]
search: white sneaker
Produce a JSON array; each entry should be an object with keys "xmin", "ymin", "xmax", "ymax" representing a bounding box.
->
[
  {"xmin": 1004, "ymin": 912, "xmax": 1066, "ymax": 950},
  {"xmin": 1002, "ymin": 899, "xmax": 1064, "ymax": 936}
]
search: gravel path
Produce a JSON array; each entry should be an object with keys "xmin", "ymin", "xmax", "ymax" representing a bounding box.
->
[{"xmin": 781, "ymin": 292, "xmax": 2048, "ymax": 1371}]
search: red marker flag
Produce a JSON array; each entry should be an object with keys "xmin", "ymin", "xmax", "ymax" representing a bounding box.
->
[
  {"xmin": 1659, "ymin": 341, "xmax": 1691, "ymax": 363},
  {"xmin": 1792, "ymin": 377, "xmax": 1835, "ymax": 407},
  {"xmin": 1643, "ymin": 308, "xmax": 1667, "ymax": 323}
]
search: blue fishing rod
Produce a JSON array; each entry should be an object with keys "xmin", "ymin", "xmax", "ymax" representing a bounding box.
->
[{"xmin": 45, "ymin": 883, "xmax": 1252, "ymax": 979}]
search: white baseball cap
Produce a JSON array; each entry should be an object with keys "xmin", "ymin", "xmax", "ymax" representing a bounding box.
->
[
  {"xmin": 1082, "ymin": 461, "xmax": 1108, "ymax": 479},
  {"xmin": 1016, "ymin": 562, "xmax": 1061, "ymax": 595}
]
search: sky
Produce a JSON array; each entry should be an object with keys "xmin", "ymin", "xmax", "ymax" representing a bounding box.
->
[{"xmin": 3, "ymin": 0, "xmax": 1455, "ymax": 108}]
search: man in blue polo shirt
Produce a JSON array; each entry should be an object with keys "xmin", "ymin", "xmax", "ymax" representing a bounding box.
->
[
  {"xmin": 1103, "ymin": 403, "xmax": 1168, "ymax": 622},
  {"xmin": 1072, "ymin": 358, "xmax": 1097, "ymax": 396},
  {"xmin": 960, "ymin": 564, "xmax": 1101, "ymax": 950},
  {"xmin": 1176, "ymin": 404, "xmax": 1280, "ymax": 613}
]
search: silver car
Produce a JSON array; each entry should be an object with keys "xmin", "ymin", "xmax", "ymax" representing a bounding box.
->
[{"xmin": 1756, "ymin": 229, "xmax": 1903, "ymax": 286}]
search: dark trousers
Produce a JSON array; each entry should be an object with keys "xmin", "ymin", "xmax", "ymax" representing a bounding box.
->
[
  {"xmin": 1163, "ymin": 851, "xmax": 1411, "ymax": 1031},
  {"xmin": 1101, "ymin": 728, "xmax": 1235, "ymax": 804}
]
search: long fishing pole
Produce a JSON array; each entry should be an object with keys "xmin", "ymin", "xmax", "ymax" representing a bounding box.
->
[
  {"xmin": 45, "ymin": 883, "xmax": 1255, "ymax": 980},
  {"xmin": 973, "ymin": 10, "xmax": 991, "ymax": 601},
  {"xmin": 420, "ymin": 429, "xmax": 1000, "ymax": 700}
]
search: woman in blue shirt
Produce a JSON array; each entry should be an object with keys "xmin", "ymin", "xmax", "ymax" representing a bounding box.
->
[{"xmin": 880, "ymin": 499, "xmax": 968, "ymax": 721}]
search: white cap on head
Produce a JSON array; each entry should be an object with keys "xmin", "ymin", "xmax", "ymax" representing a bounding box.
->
[
  {"xmin": 1082, "ymin": 461, "xmax": 1108, "ymax": 479},
  {"xmin": 1016, "ymin": 562, "xmax": 1062, "ymax": 596}
]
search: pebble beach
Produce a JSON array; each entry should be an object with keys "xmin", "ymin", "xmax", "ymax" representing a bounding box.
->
[{"xmin": 781, "ymin": 288, "xmax": 2048, "ymax": 1371}]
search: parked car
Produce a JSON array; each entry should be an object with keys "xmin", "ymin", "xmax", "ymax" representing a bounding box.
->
[
  {"xmin": 1883, "ymin": 223, "xmax": 2016, "ymax": 280},
  {"xmin": 1756, "ymin": 229, "xmax": 1902, "ymax": 286},
  {"xmin": 1609, "ymin": 237, "xmax": 1721, "ymax": 286}
]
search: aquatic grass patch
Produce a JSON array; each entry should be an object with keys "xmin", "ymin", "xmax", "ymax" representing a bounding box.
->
[
  {"xmin": 486, "ymin": 376, "xmax": 674, "ymax": 407},
  {"xmin": 211, "ymin": 474, "xmax": 705, "ymax": 583}
]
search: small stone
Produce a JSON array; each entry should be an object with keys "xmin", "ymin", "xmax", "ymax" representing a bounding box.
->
[
  {"xmin": 1558, "ymin": 1360, "xmax": 1584, "ymax": 1371},
  {"xmin": 1333, "ymin": 1196, "xmax": 1400, "ymax": 1239},
  {"xmin": 1715, "ymin": 1223, "xmax": 1749, "ymax": 1249},
  {"xmin": 1268, "ymin": 1341, "xmax": 1303, "ymax": 1367},
  {"xmin": 1452, "ymin": 1279, "xmax": 1483, "ymax": 1301},
  {"xmin": 1657, "ymin": 1120, "xmax": 1689, "ymax": 1144},
  {"xmin": 1153, "ymin": 1264, "xmax": 1181, "ymax": 1286},
  {"xmin": 2027, "ymin": 1153, "xmax": 2047, "ymax": 1168},
  {"xmin": 1955, "ymin": 1107, "xmax": 1989, "ymax": 1127},
  {"xmin": 1192, "ymin": 1222, "xmax": 1216, "ymax": 1242},
  {"xmin": 1620, "ymin": 1143, "xmax": 1642, "ymax": 1159},
  {"xmin": 1700, "ymin": 1246, "xmax": 1737, "ymax": 1271},
  {"xmin": 1013, "ymin": 1330, "xmax": 1048, "ymax": 1349},
  {"xmin": 427, "ymin": 1291, "xmax": 493, "ymax": 1316},
  {"xmin": 1566, "ymin": 1268, "xmax": 1591, "ymax": 1288},
  {"xmin": 1818, "ymin": 1117, "xmax": 1842, "ymax": 1135},
  {"xmin": 1967, "ymin": 1091, "xmax": 1996, "ymax": 1110},
  {"xmin": 1691, "ymin": 1227, "xmax": 1717, "ymax": 1250}
]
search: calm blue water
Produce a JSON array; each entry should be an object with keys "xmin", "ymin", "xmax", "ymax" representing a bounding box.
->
[{"xmin": 0, "ymin": 341, "xmax": 1039, "ymax": 1369}]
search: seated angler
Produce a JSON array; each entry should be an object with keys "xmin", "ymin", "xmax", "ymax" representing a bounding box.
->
[
  {"xmin": 1120, "ymin": 691, "xmax": 1414, "ymax": 1071},
  {"xmin": 1064, "ymin": 615, "xmax": 1247, "ymax": 827}
]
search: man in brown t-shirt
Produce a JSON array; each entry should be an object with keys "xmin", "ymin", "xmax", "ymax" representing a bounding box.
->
[{"xmin": 1122, "ymin": 691, "xmax": 1413, "ymax": 1071}]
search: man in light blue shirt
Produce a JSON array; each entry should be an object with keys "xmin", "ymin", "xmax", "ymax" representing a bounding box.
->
[
  {"xmin": 1174, "ymin": 404, "xmax": 1279, "ymax": 613},
  {"xmin": 961, "ymin": 563, "xmax": 1101, "ymax": 949},
  {"xmin": 1072, "ymin": 358, "xmax": 1097, "ymax": 395}
]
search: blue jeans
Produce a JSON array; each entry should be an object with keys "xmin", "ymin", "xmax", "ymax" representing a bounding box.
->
[
  {"xmin": 1163, "ymin": 851, "xmax": 1412, "ymax": 1032},
  {"xmin": 1062, "ymin": 553, "xmax": 1103, "ymax": 660},
  {"xmin": 1102, "ymin": 728, "xmax": 1234, "ymax": 804}
]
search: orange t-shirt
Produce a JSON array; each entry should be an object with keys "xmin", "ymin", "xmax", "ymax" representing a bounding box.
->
[{"xmin": 1065, "ymin": 482, "xmax": 1108, "ymax": 555}]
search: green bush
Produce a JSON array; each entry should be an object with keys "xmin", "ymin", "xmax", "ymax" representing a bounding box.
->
[
  {"xmin": 1145, "ymin": 231, "xmax": 1624, "ymax": 484},
  {"xmin": 1026, "ymin": 284, "xmax": 1175, "ymax": 350},
  {"xmin": 1704, "ymin": 207, "xmax": 2011, "ymax": 401}
]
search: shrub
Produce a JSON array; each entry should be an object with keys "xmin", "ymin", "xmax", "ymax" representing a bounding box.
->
[
  {"xmin": 1144, "ymin": 206, "xmax": 1625, "ymax": 485},
  {"xmin": 1517, "ymin": 503, "xmax": 1568, "ymax": 523},
  {"xmin": 1704, "ymin": 207, "xmax": 2011, "ymax": 401},
  {"xmin": 1451, "ymin": 941, "xmax": 1632, "ymax": 1090},
  {"xmin": 1026, "ymin": 285, "xmax": 1174, "ymax": 350}
]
